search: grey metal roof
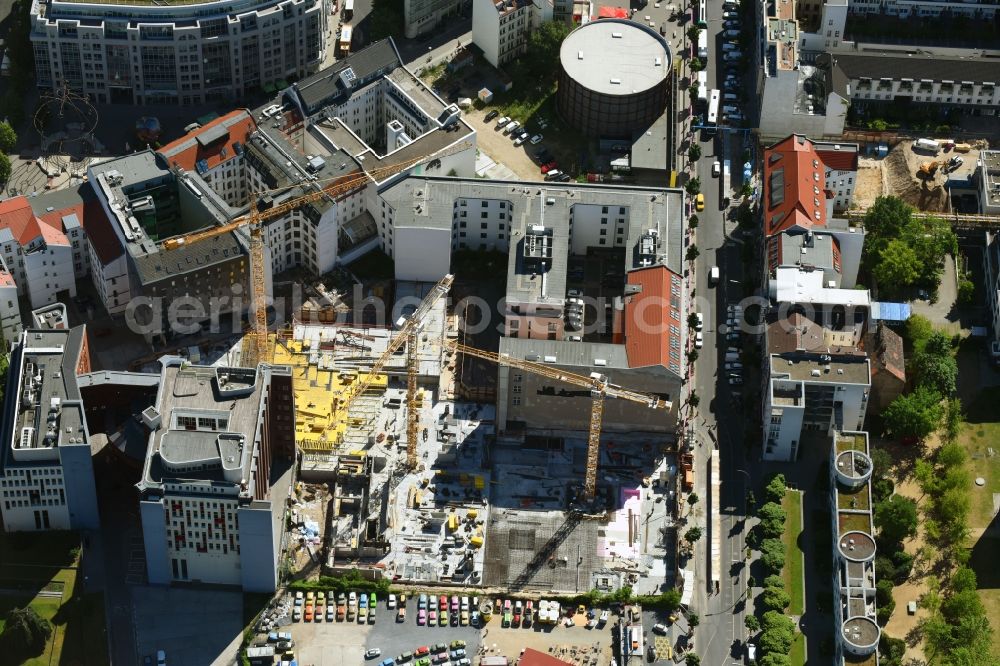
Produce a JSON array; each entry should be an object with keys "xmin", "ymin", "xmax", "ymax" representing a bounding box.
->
[
  {"xmin": 290, "ymin": 39, "xmax": 402, "ymax": 115},
  {"xmin": 76, "ymin": 370, "xmax": 161, "ymax": 388},
  {"xmin": 629, "ymin": 109, "xmax": 669, "ymax": 172},
  {"xmin": 828, "ymin": 51, "xmax": 1000, "ymax": 85},
  {"xmin": 499, "ymin": 337, "xmax": 631, "ymax": 369},
  {"xmin": 131, "ymin": 227, "xmax": 246, "ymax": 286},
  {"xmin": 560, "ymin": 19, "xmax": 670, "ymax": 96}
]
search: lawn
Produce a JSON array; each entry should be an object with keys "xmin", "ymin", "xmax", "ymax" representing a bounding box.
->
[
  {"xmin": 782, "ymin": 490, "xmax": 806, "ymax": 616},
  {"xmin": 0, "ymin": 531, "xmax": 108, "ymax": 666},
  {"xmin": 978, "ymin": 588, "xmax": 1000, "ymax": 659},
  {"xmin": 789, "ymin": 630, "xmax": 806, "ymax": 666},
  {"xmin": 958, "ymin": 387, "xmax": 1000, "ymax": 529}
]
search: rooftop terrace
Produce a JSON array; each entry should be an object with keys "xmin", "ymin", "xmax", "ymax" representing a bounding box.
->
[{"xmin": 770, "ymin": 355, "xmax": 870, "ymax": 385}]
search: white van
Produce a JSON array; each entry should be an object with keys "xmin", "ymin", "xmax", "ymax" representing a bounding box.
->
[
  {"xmin": 709, "ymin": 266, "xmax": 720, "ymax": 285},
  {"xmin": 502, "ymin": 120, "xmax": 520, "ymax": 135}
]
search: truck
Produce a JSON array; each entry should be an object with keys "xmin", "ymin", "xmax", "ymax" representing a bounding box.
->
[
  {"xmin": 913, "ymin": 138, "xmax": 941, "ymax": 154},
  {"xmin": 697, "ymin": 31, "xmax": 709, "ymax": 60},
  {"xmin": 681, "ymin": 453, "xmax": 694, "ymax": 491},
  {"xmin": 537, "ymin": 600, "xmax": 560, "ymax": 624}
]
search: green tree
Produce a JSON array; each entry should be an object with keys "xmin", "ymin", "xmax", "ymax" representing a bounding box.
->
[
  {"xmin": 689, "ymin": 214, "xmax": 699, "ymax": 228},
  {"xmin": 367, "ymin": 0, "xmax": 404, "ymax": 41},
  {"xmin": 760, "ymin": 586, "xmax": 791, "ymax": 611},
  {"xmin": 689, "ymin": 493, "xmax": 700, "ymax": 506},
  {"xmin": 762, "ymin": 574, "xmax": 784, "ymax": 590},
  {"xmin": 958, "ymin": 277, "xmax": 975, "ymax": 305},
  {"xmin": 687, "ymin": 612, "xmax": 700, "ymax": 628},
  {"xmin": 870, "ymin": 447, "xmax": 893, "ymax": 478},
  {"xmin": 864, "ymin": 195, "xmax": 913, "ymax": 251},
  {"xmin": 759, "ymin": 611, "xmax": 795, "ymax": 655},
  {"xmin": 0, "ymin": 607, "xmax": 52, "ymax": 657},
  {"xmin": 905, "ymin": 314, "xmax": 934, "ymax": 351},
  {"xmin": 941, "ymin": 589, "xmax": 986, "ymax": 625},
  {"xmin": 0, "ymin": 152, "xmax": 10, "ymax": 184},
  {"xmin": 689, "ymin": 57, "xmax": 704, "ymax": 71},
  {"xmin": 689, "ymin": 144, "xmax": 702, "ymax": 162},
  {"xmin": 745, "ymin": 615, "xmax": 761, "ymax": 632},
  {"xmin": 879, "ymin": 634, "xmax": 907, "ymax": 666},
  {"xmin": 687, "ymin": 25, "xmax": 702, "ymax": 41},
  {"xmin": 740, "ymin": 181, "xmax": 753, "ymax": 198},
  {"xmin": 686, "ymin": 245, "xmax": 700, "ymax": 261},
  {"xmin": 873, "ymin": 239, "xmax": 920, "ymax": 291},
  {"xmin": 759, "ymin": 538, "xmax": 785, "ymax": 574},
  {"xmin": 685, "ymin": 654, "xmax": 701, "ymax": 666},
  {"xmin": 882, "ymin": 385, "xmax": 943, "ymax": 440},
  {"xmin": 686, "ymin": 177, "xmax": 702, "ymax": 195},
  {"xmin": 685, "ymin": 526, "xmax": 703, "ymax": 543},
  {"xmin": 951, "ymin": 567, "xmax": 977, "ymax": 594},
  {"xmin": 913, "ymin": 346, "xmax": 958, "ymax": 396},
  {"xmin": 942, "ymin": 397, "xmax": 964, "ymax": 444},
  {"xmin": 0, "ymin": 121, "xmax": 16, "ymax": 153},
  {"xmin": 874, "ymin": 495, "xmax": 918, "ymax": 545},
  {"xmin": 526, "ymin": 20, "xmax": 572, "ymax": 63},
  {"xmin": 688, "ymin": 392, "xmax": 701, "ymax": 408},
  {"xmin": 763, "ymin": 474, "xmax": 786, "ymax": 504},
  {"xmin": 759, "ymin": 654, "xmax": 792, "ymax": 666},
  {"xmin": 757, "ymin": 502, "xmax": 786, "ymax": 539}
]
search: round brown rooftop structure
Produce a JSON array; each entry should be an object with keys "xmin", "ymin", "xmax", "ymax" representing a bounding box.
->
[{"xmin": 556, "ymin": 19, "xmax": 671, "ymax": 138}]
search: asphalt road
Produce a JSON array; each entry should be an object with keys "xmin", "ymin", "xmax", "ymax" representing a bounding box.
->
[{"xmin": 680, "ymin": 0, "xmax": 762, "ymax": 662}]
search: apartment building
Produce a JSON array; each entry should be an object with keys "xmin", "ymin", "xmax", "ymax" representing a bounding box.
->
[
  {"xmin": 405, "ymin": 0, "xmax": 465, "ymax": 38},
  {"xmin": 0, "ymin": 327, "xmax": 100, "ymax": 532},
  {"xmin": 88, "ymin": 151, "xmax": 253, "ymax": 341},
  {"xmin": 829, "ymin": 430, "xmax": 881, "ymax": 666},
  {"xmin": 0, "ymin": 266, "xmax": 20, "ymax": 346},
  {"xmin": 0, "ymin": 197, "xmax": 77, "ymax": 310},
  {"xmin": 762, "ymin": 134, "xmax": 865, "ymax": 288},
  {"xmin": 847, "ymin": 0, "xmax": 998, "ymax": 19},
  {"xmin": 30, "ymin": 0, "xmax": 328, "ymax": 106},
  {"xmin": 242, "ymin": 39, "xmax": 474, "ymax": 276},
  {"xmin": 762, "ymin": 267, "xmax": 871, "ymax": 461},
  {"xmin": 977, "ymin": 150, "xmax": 1000, "ymax": 215},
  {"xmin": 756, "ymin": 0, "xmax": 852, "ymax": 139},
  {"xmin": 472, "ymin": 0, "xmax": 552, "ymax": 67},
  {"xmin": 137, "ymin": 358, "xmax": 295, "ymax": 592},
  {"xmin": 158, "ymin": 110, "xmax": 258, "ymax": 208},
  {"xmin": 982, "ymin": 229, "xmax": 1000, "ymax": 360}
]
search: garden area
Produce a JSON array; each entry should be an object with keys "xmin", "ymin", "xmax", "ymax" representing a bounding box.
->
[{"xmin": 0, "ymin": 531, "xmax": 107, "ymax": 666}]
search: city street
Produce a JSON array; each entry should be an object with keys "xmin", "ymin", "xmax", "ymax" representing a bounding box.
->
[{"xmin": 678, "ymin": 0, "xmax": 762, "ymax": 663}]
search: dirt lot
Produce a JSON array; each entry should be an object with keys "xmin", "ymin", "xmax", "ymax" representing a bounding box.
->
[
  {"xmin": 478, "ymin": 611, "xmax": 614, "ymax": 666},
  {"xmin": 464, "ymin": 107, "xmax": 546, "ymax": 181},
  {"xmin": 852, "ymin": 140, "xmax": 985, "ymax": 213}
]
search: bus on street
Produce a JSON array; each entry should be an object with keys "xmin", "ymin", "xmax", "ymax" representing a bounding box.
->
[{"xmin": 706, "ymin": 89, "xmax": 720, "ymax": 133}]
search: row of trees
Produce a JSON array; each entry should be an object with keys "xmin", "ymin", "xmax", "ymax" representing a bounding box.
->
[
  {"xmin": 882, "ymin": 316, "xmax": 959, "ymax": 441},
  {"xmin": 862, "ymin": 196, "xmax": 957, "ymax": 300},
  {"xmin": 743, "ymin": 475, "xmax": 800, "ymax": 666}
]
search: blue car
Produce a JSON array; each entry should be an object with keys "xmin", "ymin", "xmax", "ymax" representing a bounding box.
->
[{"xmin": 380, "ymin": 660, "xmax": 396, "ymax": 666}]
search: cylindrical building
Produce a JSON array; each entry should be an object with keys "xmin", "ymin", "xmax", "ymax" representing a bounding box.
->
[{"xmin": 557, "ymin": 19, "xmax": 671, "ymax": 138}]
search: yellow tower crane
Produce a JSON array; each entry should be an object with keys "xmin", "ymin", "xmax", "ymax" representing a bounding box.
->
[
  {"xmin": 296, "ymin": 274, "xmax": 453, "ymax": 468},
  {"xmin": 445, "ymin": 341, "xmax": 671, "ymax": 500},
  {"xmin": 161, "ymin": 142, "xmax": 471, "ymax": 367}
]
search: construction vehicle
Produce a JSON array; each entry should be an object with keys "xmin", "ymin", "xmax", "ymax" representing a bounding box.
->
[
  {"xmin": 445, "ymin": 341, "xmax": 671, "ymax": 500},
  {"xmin": 161, "ymin": 141, "xmax": 470, "ymax": 368},
  {"xmin": 918, "ymin": 160, "xmax": 945, "ymax": 178}
]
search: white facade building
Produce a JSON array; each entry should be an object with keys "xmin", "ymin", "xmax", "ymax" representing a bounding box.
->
[
  {"xmin": 472, "ymin": 0, "xmax": 552, "ymax": 67},
  {"xmin": 0, "ymin": 327, "xmax": 100, "ymax": 532},
  {"xmin": 138, "ymin": 360, "xmax": 295, "ymax": 592},
  {"xmin": 31, "ymin": 0, "xmax": 328, "ymax": 106},
  {"xmin": 0, "ymin": 197, "xmax": 78, "ymax": 311},
  {"xmin": 762, "ymin": 267, "xmax": 872, "ymax": 461},
  {"xmin": 0, "ymin": 266, "xmax": 22, "ymax": 347},
  {"xmin": 979, "ymin": 150, "xmax": 1000, "ymax": 216},
  {"xmin": 405, "ymin": 0, "xmax": 465, "ymax": 38},
  {"xmin": 848, "ymin": 0, "xmax": 998, "ymax": 18}
]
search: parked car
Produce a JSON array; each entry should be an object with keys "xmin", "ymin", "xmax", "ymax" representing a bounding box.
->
[
  {"xmin": 366, "ymin": 649, "xmax": 382, "ymax": 659},
  {"xmin": 695, "ymin": 193, "xmax": 705, "ymax": 211},
  {"xmin": 713, "ymin": 161, "xmax": 721, "ymax": 177},
  {"xmin": 530, "ymin": 134, "xmax": 543, "ymax": 145},
  {"xmin": 502, "ymin": 120, "xmax": 520, "ymax": 135},
  {"xmin": 695, "ymin": 332, "xmax": 703, "ymax": 349},
  {"xmin": 495, "ymin": 116, "xmax": 510, "ymax": 128},
  {"xmin": 541, "ymin": 162, "xmax": 558, "ymax": 174},
  {"xmin": 485, "ymin": 110, "xmax": 499, "ymax": 122},
  {"xmin": 513, "ymin": 132, "xmax": 528, "ymax": 146}
]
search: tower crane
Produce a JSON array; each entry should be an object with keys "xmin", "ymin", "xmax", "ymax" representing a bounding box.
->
[
  {"xmin": 161, "ymin": 142, "xmax": 471, "ymax": 367},
  {"xmin": 444, "ymin": 341, "xmax": 671, "ymax": 500},
  {"xmin": 305, "ymin": 274, "xmax": 454, "ymax": 468}
]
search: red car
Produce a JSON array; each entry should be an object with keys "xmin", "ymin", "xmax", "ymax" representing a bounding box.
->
[
  {"xmin": 416, "ymin": 646, "xmax": 430, "ymax": 657},
  {"xmin": 439, "ymin": 595, "xmax": 448, "ymax": 610},
  {"xmin": 541, "ymin": 162, "xmax": 558, "ymax": 174}
]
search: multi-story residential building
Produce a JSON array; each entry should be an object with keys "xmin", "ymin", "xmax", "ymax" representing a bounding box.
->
[
  {"xmin": 762, "ymin": 267, "xmax": 871, "ymax": 461},
  {"xmin": 472, "ymin": 0, "xmax": 552, "ymax": 67},
  {"xmin": 863, "ymin": 322, "xmax": 905, "ymax": 416},
  {"xmin": 137, "ymin": 358, "xmax": 295, "ymax": 591},
  {"xmin": 30, "ymin": 0, "xmax": 329, "ymax": 105},
  {"xmin": 847, "ymin": 0, "xmax": 998, "ymax": 19},
  {"xmin": 762, "ymin": 134, "xmax": 865, "ymax": 288},
  {"xmin": 0, "ymin": 265, "xmax": 21, "ymax": 346},
  {"xmin": 242, "ymin": 39, "xmax": 475, "ymax": 275},
  {"xmin": 377, "ymin": 176, "xmax": 685, "ymax": 432},
  {"xmin": 982, "ymin": 229, "xmax": 1000, "ymax": 361},
  {"xmin": 158, "ymin": 110, "xmax": 258, "ymax": 208},
  {"xmin": 756, "ymin": 0, "xmax": 852, "ymax": 139},
  {"xmin": 87, "ymin": 151, "xmax": 254, "ymax": 341},
  {"xmin": 0, "ymin": 326, "xmax": 100, "ymax": 532},
  {"xmin": 0, "ymin": 197, "xmax": 77, "ymax": 310},
  {"xmin": 829, "ymin": 430, "xmax": 881, "ymax": 666},
  {"xmin": 977, "ymin": 150, "xmax": 1000, "ymax": 215},
  {"xmin": 405, "ymin": 0, "xmax": 465, "ymax": 38}
]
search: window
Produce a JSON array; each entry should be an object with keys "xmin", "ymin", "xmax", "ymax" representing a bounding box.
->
[{"xmin": 512, "ymin": 396, "xmax": 521, "ymax": 406}]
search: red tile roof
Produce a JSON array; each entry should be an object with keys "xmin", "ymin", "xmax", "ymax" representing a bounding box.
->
[
  {"xmin": 0, "ymin": 269, "xmax": 14, "ymax": 287},
  {"xmin": 624, "ymin": 266, "xmax": 682, "ymax": 372},
  {"xmin": 31, "ymin": 187, "xmax": 121, "ymax": 264},
  {"xmin": 518, "ymin": 648, "xmax": 573, "ymax": 666},
  {"xmin": 763, "ymin": 135, "xmax": 828, "ymax": 237},
  {"xmin": 0, "ymin": 197, "xmax": 43, "ymax": 246},
  {"xmin": 816, "ymin": 147, "xmax": 858, "ymax": 172},
  {"xmin": 159, "ymin": 109, "xmax": 256, "ymax": 173}
]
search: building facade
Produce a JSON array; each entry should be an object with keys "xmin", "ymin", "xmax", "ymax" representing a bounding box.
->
[
  {"xmin": 977, "ymin": 150, "xmax": 1000, "ymax": 215},
  {"xmin": 30, "ymin": 0, "xmax": 329, "ymax": 105},
  {"xmin": 0, "ymin": 197, "xmax": 78, "ymax": 310},
  {"xmin": 0, "ymin": 327, "xmax": 100, "ymax": 532},
  {"xmin": 137, "ymin": 359, "xmax": 294, "ymax": 592},
  {"xmin": 472, "ymin": 0, "xmax": 552, "ymax": 68},
  {"xmin": 405, "ymin": 0, "xmax": 465, "ymax": 39}
]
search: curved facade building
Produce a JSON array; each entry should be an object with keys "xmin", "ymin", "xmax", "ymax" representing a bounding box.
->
[
  {"xmin": 556, "ymin": 19, "xmax": 671, "ymax": 137},
  {"xmin": 30, "ymin": 0, "xmax": 328, "ymax": 105}
]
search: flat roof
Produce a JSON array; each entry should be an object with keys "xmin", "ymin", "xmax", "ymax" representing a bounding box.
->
[
  {"xmin": 773, "ymin": 266, "xmax": 870, "ymax": 307},
  {"xmin": 770, "ymin": 354, "xmax": 870, "ymax": 385},
  {"xmin": 6, "ymin": 329, "xmax": 87, "ymax": 461},
  {"xmin": 560, "ymin": 19, "xmax": 670, "ymax": 96},
  {"xmin": 499, "ymin": 337, "xmax": 631, "ymax": 369},
  {"xmin": 830, "ymin": 51, "xmax": 1000, "ymax": 85}
]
